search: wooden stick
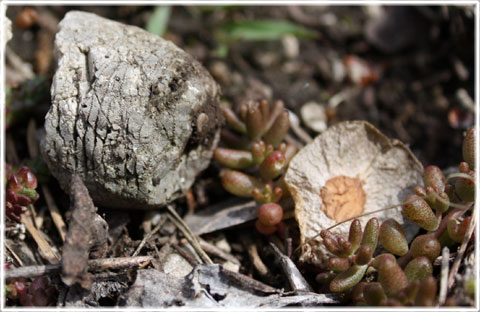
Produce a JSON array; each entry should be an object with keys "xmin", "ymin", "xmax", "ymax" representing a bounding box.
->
[
  {"xmin": 4, "ymin": 256, "xmax": 153, "ymax": 280},
  {"xmin": 21, "ymin": 213, "xmax": 59, "ymax": 264},
  {"xmin": 242, "ymin": 234, "xmax": 269, "ymax": 277},
  {"xmin": 5, "ymin": 241, "xmax": 24, "ymax": 267},
  {"xmin": 196, "ymin": 238, "xmax": 240, "ymax": 265},
  {"xmin": 131, "ymin": 216, "xmax": 166, "ymax": 257},
  {"xmin": 166, "ymin": 205, "xmax": 213, "ymax": 264},
  {"xmin": 25, "ymin": 117, "xmax": 68, "ymax": 242},
  {"xmin": 438, "ymin": 246, "xmax": 450, "ymax": 306},
  {"xmin": 41, "ymin": 185, "xmax": 67, "ymax": 242}
]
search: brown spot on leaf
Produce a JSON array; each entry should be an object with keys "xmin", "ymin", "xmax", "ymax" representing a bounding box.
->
[{"xmin": 320, "ymin": 176, "xmax": 366, "ymax": 222}]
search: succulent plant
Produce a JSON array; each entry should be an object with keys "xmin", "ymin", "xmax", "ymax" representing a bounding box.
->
[
  {"xmin": 5, "ymin": 164, "xmax": 39, "ymax": 222},
  {"xmin": 215, "ymin": 99, "xmax": 296, "ymax": 234},
  {"xmin": 312, "ymin": 127, "xmax": 476, "ymax": 306},
  {"xmin": 5, "ymin": 276, "xmax": 57, "ymax": 306}
]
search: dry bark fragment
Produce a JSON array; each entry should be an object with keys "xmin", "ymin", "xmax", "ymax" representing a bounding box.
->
[{"xmin": 61, "ymin": 175, "xmax": 108, "ymax": 289}]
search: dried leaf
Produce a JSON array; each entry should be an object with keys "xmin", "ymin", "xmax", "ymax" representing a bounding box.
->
[{"xmin": 285, "ymin": 121, "xmax": 423, "ymax": 266}]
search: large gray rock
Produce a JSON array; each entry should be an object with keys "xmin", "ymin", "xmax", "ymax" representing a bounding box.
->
[{"xmin": 41, "ymin": 11, "xmax": 222, "ymax": 209}]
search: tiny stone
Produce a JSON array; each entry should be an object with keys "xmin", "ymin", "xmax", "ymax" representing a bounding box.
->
[{"xmin": 41, "ymin": 12, "xmax": 222, "ymax": 209}]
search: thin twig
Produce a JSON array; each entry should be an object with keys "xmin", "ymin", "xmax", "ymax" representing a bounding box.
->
[
  {"xmin": 288, "ymin": 113, "xmax": 312, "ymax": 145},
  {"xmin": 25, "ymin": 119, "xmax": 68, "ymax": 242},
  {"xmin": 21, "ymin": 213, "xmax": 59, "ymax": 264},
  {"xmin": 172, "ymin": 243, "xmax": 200, "ymax": 267},
  {"xmin": 438, "ymin": 246, "xmax": 450, "ymax": 306},
  {"xmin": 41, "ymin": 185, "xmax": 67, "ymax": 242},
  {"xmin": 131, "ymin": 216, "xmax": 166, "ymax": 257},
  {"xmin": 196, "ymin": 238, "xmax": 241, "ymax": 265},
  {"xmin": 5, "ymin": 256, "xmax": 153, "ymax": 280},
  {"xmin": 447, "ymin": 210, "xmax": 476, "ymax": 290},
  {"xmin": 270, "ymin": 242, "xmax": 313, "ymax": 292},
  {"xmin": 165, "ymin": 204, "xmax": 213, "ymax": 264},
  {"xmin": 242, "ymin": 234, "xmax": 270, "ymax": 277},
  {"xmin": 185, "ymin": 189, "xmax": 196, "ymax": 215},
  {"xmin": 5, "ymin": 242, "xmax": 24, "ymax": 267}
]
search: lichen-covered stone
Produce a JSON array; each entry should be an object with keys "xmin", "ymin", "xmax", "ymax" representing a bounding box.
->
[{"xmin": 41, "ymin": 11, "xmax": 222, "ymax": 209}]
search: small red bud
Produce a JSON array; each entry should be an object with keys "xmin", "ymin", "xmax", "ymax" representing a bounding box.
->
[
  {"xmin": 255, "ymin": 220, "xmax": 277, "ymax": 235},
  {"xmin": 459, "ymin": 161, "xmax": 470, "ymax": 173},
  {"xmin": 257, "ymin": 203, "xmax": 283, "ymax": 226},
  {"xmin": 24, "ymin": 171, "xmax": 38, "ymax": 189},
  {"xmin": 8, "ymin": 174, "xmax": 22, "ymax": 192}
]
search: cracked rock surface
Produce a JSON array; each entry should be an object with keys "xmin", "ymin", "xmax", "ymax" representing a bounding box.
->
[{"xmin": 41, "ymin": 11, "xmax": 222, "ymax": 209}]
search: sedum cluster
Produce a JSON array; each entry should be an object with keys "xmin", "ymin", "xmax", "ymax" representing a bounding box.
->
[
  {"xmin": 215, "ymin": 99, "xmax": 296, "ymax": 234},
  {"xmin": 5, "ymin": 267, "xmax": 57, "ymax": 307},
  {"xmin": 316, "ymin": 127, "xmax": 475, "ymax": 306},
  {"xmin": 5, "ymin": 164, "xmax": 39, "ymax": 222}
]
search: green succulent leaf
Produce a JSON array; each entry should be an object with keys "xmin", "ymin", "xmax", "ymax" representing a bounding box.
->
[
  {"xmin": 373, "ymin": 254, "xmax": 409, "ymax": 296},
  {"xmin": 402, "ymin": 194, "xmax": 439, "ymax": 231},
  {"xmin": 259, "ymin": 151, "xmax": 286, "ymax": 180},
  {"xmin": 220, "ymin": 170, "xmax": 262, "ymax": 197},
  {"xmin": 360, "ymin": 218, "xmax": 379, "ymax": 251},
  {"xmin": 221, "ymin": 105, "xmax": 247, "ymax": 134},
  {"xmin": 410, "ymin": 234, "xmax": 441, "ymax": 263},
  {"xmin": 414, "ymin": 276, "xmax": 437, "ymax": 306},
  {"xmin": 262, "ymin": 111, "xmax": 290, "ymax": 148},
  {"xmin": 455, "ymin": 173, "xmax": 475, "ymax": 202},
  {"xmin": 328, "ymin": 257, "xmax": 350, "ymax": 272},
  {"xmin": 214, "ymin": 148, "xmax": 253, "ymax": 169},
  {"xmin": 363, "ymin": 282, "xmax": 387, "ymax": 306},
  {"xmin": 330, "ymin": 264, "xmax": 368, "ymax": 293},
  {"xmin": 354, "ymin": 245, "xmax": 373, "ymax": 265},
  {"xmin": 423, "ymin": 165, "xmax": 446, "ymax": 193},
  {"xmin": 246, "ymin": 102, "xmax": 264, "ymax": 141},
  {"xmin": 462, "ymin": 127, "xmax": 475, "ymax": 169},
  {"xmin": 379, "ymin": 219, "xmax": 409, "ymax": 256},
  {"xmin": 447, "ymin": 217, "xmax": 471, "ymax": 243},
  {"xmin": 404, "ymin": 256, "xmax": 433, "ymax": 283}
]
